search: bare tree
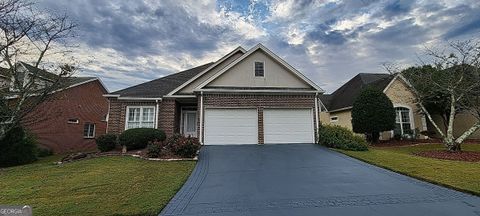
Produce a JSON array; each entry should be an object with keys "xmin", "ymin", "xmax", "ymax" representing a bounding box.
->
[
  {"xmin": 0, "ymin": 0, "xmax": 77, "ymax": 139},
  {"xmin": 401, "ymin": 40, "xmax": 480, "ymax": 151}
]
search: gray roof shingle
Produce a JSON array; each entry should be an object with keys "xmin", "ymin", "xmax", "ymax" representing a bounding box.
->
[
  {"xmin": 322, "ymin": 73, "xmax": 394, "ymax": 111},
  {"xmin": 110, "ymin": 62, "xmax": 214, "ymax": 98}
]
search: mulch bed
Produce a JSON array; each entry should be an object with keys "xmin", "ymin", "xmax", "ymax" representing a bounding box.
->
[
  {"xmin": 415, "ymin": 150, "xmax": 480, "ymax": 162},
  {"xmin": 372, "ymin": 140, "xmax": 439, "ymax": 147},
  {"xmin": 372, "ymin": 139, "xmax": 480, "ymax": 147},
  {"xmin": 58, "ymin": 149, "xmax": 197, "ymax": 164}
]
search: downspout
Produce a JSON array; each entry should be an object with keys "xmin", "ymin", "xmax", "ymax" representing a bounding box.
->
[
  {"xmin": 155, "ymin": 99, "xmax": 159, "ymax": 129},
  {"xmin": 105, "ymin": 99, "xmax": 110, "ymax": 134},
  {"xmin": 315, "ymin": 93, "xmax": 319, "ymax": 142},
  {"xmin": 199, "ymin": 91, "xmax": 204, "ymax": 144}
]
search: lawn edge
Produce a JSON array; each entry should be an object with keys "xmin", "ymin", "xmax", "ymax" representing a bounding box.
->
[{"xmin": 334, "ymin": 149, "xmax": 480, "ymax": 197}]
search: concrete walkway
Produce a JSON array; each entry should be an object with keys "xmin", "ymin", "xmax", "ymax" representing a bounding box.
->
[{"xmin": 160, "ymin": 144, "xmax": 480, "ymax": 216}]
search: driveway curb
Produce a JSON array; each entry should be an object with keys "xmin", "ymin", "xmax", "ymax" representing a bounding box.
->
[{"xmin": 159, "ymin": 147, "xmax": 209, "ymax": 216}]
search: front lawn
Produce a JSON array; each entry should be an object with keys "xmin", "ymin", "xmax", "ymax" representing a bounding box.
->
[
  {"xmin": 338, "ymin": 144, "xmax": 480, "ymax": 195},
  {"xmin": 0, "ymin": 156, "xmax": 195, "ymax": 215}
]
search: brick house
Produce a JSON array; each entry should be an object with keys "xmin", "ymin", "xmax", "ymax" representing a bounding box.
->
[
  {"xmin": 105, "ymin": 44, "xmax": 324, "ymax": 145},
  {"xmin": 2, "ymin": 63, "xmax": 109, "ymax": 153}
]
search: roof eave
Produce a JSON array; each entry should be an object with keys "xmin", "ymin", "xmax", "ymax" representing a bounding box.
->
[{"xmin": 166, "ymin": 46, "xmax": 247, "ymax": 96}]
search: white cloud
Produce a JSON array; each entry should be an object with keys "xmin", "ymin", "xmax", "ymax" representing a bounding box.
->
[
  {"xmin": 36, "ymin": 0, "xmax": 480, "ymax": 93},
  {"xmin": 332, "ymin": 14, "xmax": 370, "ymax": 31}
]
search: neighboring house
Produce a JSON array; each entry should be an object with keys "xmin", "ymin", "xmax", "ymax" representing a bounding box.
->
[
  {"xmin": 1, "ymin": 62, "xmax": 109, "ymax": 153},
  {"xmin": 319, "ymin": 73, "xmax": 480, "ymax": 140},
  {"xmin": 320, "ymin": 73, "xmax": 428, "ymax": 140},
  {"xmin": 105, "ymin": 44, "xmax": 324, "ymax": 145}
]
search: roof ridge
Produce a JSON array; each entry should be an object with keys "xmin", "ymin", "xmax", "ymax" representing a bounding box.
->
[{"xmin": 110, "ymin": 62, "xmax": 214, "ymax": 95}]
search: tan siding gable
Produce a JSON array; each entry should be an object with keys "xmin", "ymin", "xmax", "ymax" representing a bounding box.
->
[
  {"xmin": 177, "ymin": 52, "xmax": 244, "ymax": 94},
  {"xmin": 384, "ymin": 77, "xmax": 417, "ymax": 106},
  {"xmin": 205, "ymin": 50, "xmax": 313, "ymax": 89},
  {"xmin": 384, "ymin": 77, "xmax": 428, "ymax": 139}
]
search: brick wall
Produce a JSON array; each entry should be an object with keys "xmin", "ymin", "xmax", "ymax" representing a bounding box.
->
[
  {"xmin": 201, "ymin": 93, "xmax": 318, "ymax": 143},
  {"xmin": 107, "ymin": 98, "xmax": 178, "ymax": 137},
  {"xmin": 158, "ymin": 98, "xmax": 178, "ymax": 137},
  {"xmin": 23, "ymin": 80, "xmax": 108, "ymax": 153}
]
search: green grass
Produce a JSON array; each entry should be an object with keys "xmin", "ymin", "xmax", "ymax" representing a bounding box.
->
[
  {"xmin": 337, "ymin": 144, "xmax": 480, "ymax": 196},
  {"xmin": 0, "ymin": 156, "xmax": 196, "ymax": 216}
]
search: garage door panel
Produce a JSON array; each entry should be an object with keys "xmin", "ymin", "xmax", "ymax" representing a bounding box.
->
[
  {"xmin": 264, "ymin": 109, "xmax": 314, "ymax": 144},
  {"xmin": 204, "ymin": 109, "xmax": 257, "ymax": 145}
]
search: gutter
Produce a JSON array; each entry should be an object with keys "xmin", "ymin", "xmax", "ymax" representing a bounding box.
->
[
  {"xmin": 102, "ymin": 94, "xmax": 163, "ymax": 101},
  {"xmin": 199, "ymin": 91, "xmax": 204, "ymax": 144},
  {"xmin": 155, "ymin": 99, "xmax": 160, "ymax": 129},
  {"xmin": 194, "ymin": 89, "xmax": 320, "ymax": 94},
  {"xmin": 327, "ymin": 106, "xmax": 353, "ymax": 113}
]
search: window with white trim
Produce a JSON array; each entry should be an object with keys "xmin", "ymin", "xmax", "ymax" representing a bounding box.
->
[
  {"xmin": 83, "ymin": 123, "xmax": 95, "ymax": 138},
  {"xmin": 126, "ymin": 106, "xmax": 155, "ymax": 129},
  {"xmin": 68, "ymin": 118, "xmax": 79, "ymax": 124},
  {"xmin": 394, "ymin": 107, "xmax": 412, "ymax": 135},
  {"xmin": 254, "ymin": 61, "xmax": 264, "ymax": 77}
]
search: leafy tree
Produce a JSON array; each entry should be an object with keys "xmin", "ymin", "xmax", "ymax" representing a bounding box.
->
[
  {"xmin": 402, "ymin": 66, "xmax": 456, "ymax": 131},
  {"xmin": 351, "ymin": 86, "xmax": 396, "ymax": 143},
  {"xmin": 401, "ymin": 40, "xmax": 480, "ymax": 151}
]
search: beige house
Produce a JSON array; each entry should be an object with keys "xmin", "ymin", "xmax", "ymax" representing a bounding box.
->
[
  {"xmin": 319, "ymin": 73, "xmax": 429, "ymax": 140},
  {"xmin": 319, "ymin": 73, "xmax": 480, "ymax": 140}
]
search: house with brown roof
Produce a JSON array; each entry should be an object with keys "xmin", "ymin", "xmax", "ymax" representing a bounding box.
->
[
  {"xmin": 1, "ymin": 62, "xmax": 109, "ymax": 153},
  {"xmin": 319, "ymin": 73, "xmax": 480, "ymax": 140},
  {"xmin": 105, "ymin": 44, "xmax": 324, "ymax": 145}
]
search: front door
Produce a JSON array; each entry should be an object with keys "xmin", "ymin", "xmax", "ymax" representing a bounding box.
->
[{"xmin": 182, "ymin": 111, "xmax": 197, "ymax": 137}]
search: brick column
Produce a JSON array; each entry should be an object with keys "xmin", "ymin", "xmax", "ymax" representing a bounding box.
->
[
  {"xmin": 258, "ymin": 107, "xmax": 264, "ymax": 144},
  {"xmin": 158, "ymin": 99, "xmax": 177, "ymax": 137}
]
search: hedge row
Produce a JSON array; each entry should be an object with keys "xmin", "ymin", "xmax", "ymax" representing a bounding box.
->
[
  {"xmin": 96, "ymin": 128, "xmax": 199, "ymax": 158},
  {"xmin": 318, "ymin": 125, "xmax": 368, "ymax": 151}
]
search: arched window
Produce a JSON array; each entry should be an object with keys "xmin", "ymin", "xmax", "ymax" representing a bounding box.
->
[{"xmin": 394, "ymin": 107, "xmax": 412, "ymax": 136}]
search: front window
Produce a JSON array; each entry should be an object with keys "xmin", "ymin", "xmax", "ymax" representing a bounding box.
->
[
  {"xmin": 254, "ymin": 61, "xmax": 264, "ymax": 77},
  {"xmin": 126, "ymin": 106, "xmax": 155, "ymax": 129},
  {"xmin": 84, "ymin": 123, "xmax": 95, "ymax": 138},
  {"xmin": 394, "ymin": 107, "xmax": 412, "ymax": 136}
]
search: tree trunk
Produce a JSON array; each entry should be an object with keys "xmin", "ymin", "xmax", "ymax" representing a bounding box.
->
[
  {"xmin": 445, "ymin": 93, "xmax": 456, "ymax": 147},
  {"xmin": 370, "ymin": 132, "xmax": 380, "ymax": 143},
  {"xmin": 447, "ymin": 142, "xmax": 461, "ymax": 152},
  {"xmin": 418, "ymin": 102, "xmax": 445, "ymax": 137},
  {"xmin": 455, "ymin": 122, "xmax": 480, "ymax": 144}
]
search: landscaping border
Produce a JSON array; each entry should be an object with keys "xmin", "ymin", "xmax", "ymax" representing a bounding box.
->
[{"xmin": 56, "ymin": 152, "xmax": 198, "ymax": 165}]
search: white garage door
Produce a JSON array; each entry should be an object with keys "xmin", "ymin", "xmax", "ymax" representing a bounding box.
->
[
  {"xmin": 264, "ymin": 109, "xmax": 314, "ymax": 144},
  {"xmin": 204, "ymin": 109, "xmax": 257, "ymax": 145}
]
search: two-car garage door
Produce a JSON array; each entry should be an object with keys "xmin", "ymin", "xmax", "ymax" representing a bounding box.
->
[{"xmin": 204, "ymin": 108, "xmax": 314, "ymax": 145}]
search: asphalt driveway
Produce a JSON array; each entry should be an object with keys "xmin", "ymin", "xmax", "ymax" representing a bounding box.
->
[{"xmin": 160, "ymin": 144, "xmax": 480, "ymax": 216}]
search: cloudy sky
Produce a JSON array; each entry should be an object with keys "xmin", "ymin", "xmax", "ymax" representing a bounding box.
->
[{"xmin": 37, "ymin": 0, "xmax": 480, "ymax": 93}]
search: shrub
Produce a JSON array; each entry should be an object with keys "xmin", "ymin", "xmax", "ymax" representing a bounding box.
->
[
  {"xmin": 146, "ymin": 142, "xmax": 164, "ymax": 158},
  {"xmin": 0, "ymin": 126, "xmax": 38, "ymax": 167},
  {"xmin": 318, "ymin": 125, "xmax": 368, "ymax": 151},
  {"xmin": 351, "ymin": 86, "xmax": 396, "ymax": 143},
  {"xmin": 119, "ymin": 128, "xmax": 166, "ymax": 150},
  {"xmin": 166, "ymin": 134, "xmax": 200, "ymax": 158},
  {"xmin": 96, "ymin": 134, "xmax": 117, "ymax": 152},
  {"xmin": 37, "ymin": 146, "xmax": 53, "ymax": 157}
]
